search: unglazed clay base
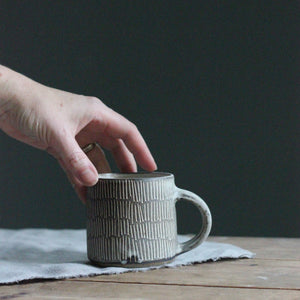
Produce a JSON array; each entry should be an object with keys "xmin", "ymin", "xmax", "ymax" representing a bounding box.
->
[{"xmin": 89, "ymin": 256, "xmax": 175, "ymax": 268}]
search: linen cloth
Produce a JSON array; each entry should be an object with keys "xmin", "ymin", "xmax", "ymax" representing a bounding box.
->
[{"xmin": 0, "ymin": 229, "xmax": 254, "ymax": 284}]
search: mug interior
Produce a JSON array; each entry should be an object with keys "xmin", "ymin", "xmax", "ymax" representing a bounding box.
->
[{"xmin": 98, "ymin": 172, "xmax": 173, "ymax": 180}]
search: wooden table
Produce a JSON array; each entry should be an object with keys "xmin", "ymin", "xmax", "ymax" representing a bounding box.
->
[{"xmin": 0, "ymin": 237, "xmax": 299, "ymax": 299}]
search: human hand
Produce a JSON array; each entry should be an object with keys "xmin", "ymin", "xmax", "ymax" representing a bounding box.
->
[{"xmin": 0, "ymin": 66, "xmax": 157, "ymax": 202}]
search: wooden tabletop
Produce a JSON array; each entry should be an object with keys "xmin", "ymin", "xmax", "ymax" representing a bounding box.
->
[{"xmin": 0, "ymin": 237, "xmax": 299, "ymax": 299}]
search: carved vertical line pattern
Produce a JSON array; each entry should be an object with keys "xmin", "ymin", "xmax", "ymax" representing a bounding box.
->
[{"xmin": 87, "ymin": 177, "xmax": 177, "ymax": 264}]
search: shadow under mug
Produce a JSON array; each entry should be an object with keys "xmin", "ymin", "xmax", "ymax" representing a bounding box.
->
[{"xmin": 86, "ymin": 172, "xmax": 212, "ymax": 267}]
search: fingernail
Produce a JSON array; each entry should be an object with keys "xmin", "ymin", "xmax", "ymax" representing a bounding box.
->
[{"xmin": 153, "ymin": 161, "xmax": 158, "ymax": 170}]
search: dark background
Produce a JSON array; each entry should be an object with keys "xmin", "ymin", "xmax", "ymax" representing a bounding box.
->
[{"xmin": 0, "ymin": 1, "xmax": 298, "ymax": 237}]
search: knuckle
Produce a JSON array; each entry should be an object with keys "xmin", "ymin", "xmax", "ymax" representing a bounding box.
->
[
  {"xmin": 121, "ymin": 121, "xmax": 139, "ymax": 142},
  {"xmin": 125, "ymin": 119, "xmax": 136, "ymax": 130},
  {"xmin": 85, "ymin": 96, "xmax": 106, "ymax": 117},
  {"xmin": 127, "ymin": 122, "xmax": 138, "ymax": 135},
  {"xmin": 86, "ymin": 96, "xmax": 103, "ymax": 106}
]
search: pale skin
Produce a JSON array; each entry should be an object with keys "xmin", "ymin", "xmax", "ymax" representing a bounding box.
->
[{"xmin": 0, "ymin": 65, "xmax": 157, "ymax": 202}]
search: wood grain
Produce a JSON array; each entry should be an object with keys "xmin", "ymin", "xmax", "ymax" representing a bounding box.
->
[
  {"xmin": 70, "ymin": 236, "xmax": 300, "ymax": 290},
  {"xmin": 209, "ymin": 236, "xmax": 300, "ymax": 260},
  {"xmin": 75, "ymin": 259, "xmax": 300, "ymax": 289},
  {"xmin": 0, "ymin": 237, "xmax": 299, "ymax": 299},
  {"xmin": 0, "ymin": 281, "xmax": 299, "ymax": 300}
]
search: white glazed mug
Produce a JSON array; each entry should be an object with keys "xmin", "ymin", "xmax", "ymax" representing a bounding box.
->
[{"xmin": 86, "ymin": 172, "xmax": 212, "ymax": 267}]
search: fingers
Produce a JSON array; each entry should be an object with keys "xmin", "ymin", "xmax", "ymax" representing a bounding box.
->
[
  {"xmin": 110, "ymin": 139, "xmax": 137, "ymax": 173},
  {"xmin": 54, "ymin": 140, "xmax": 112, "ymax": 204},
  {"xmin": 85, "ymin": 143, "xmax": 111, "ymax": 173},
  {"xmin": 50, "ymin": 96, "xmax": 157, "ymax": 197},
  {"xmin": 56, "ymin": 157, "xmax": 86, "ymax": 203},
  {"xmin": 74, "ymin": 144, "xmax": 111, "ymax": 204},
  {"xmin": 56, "ymin": 157, "xmax": 82, "ymax": 188},
  {"xmin": 94, "ymin": 135, "xmax": 137, "ymax": 173},
  {"xmin": 54, "ymin": 134, "xmax": 99, "ymax": 187},
  {"xmin": 99, "ymin": 106, "xmax": 157, "ymax": 172}
]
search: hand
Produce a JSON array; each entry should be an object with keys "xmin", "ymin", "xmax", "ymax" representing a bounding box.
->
[{"xmin": 0, "ymin": 66, "xmax": 157, "ymax": 202}]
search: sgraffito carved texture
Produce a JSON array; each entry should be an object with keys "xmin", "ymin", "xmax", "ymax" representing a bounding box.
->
[{"xmin": 87, "ymin": 177, "xmax": 177, "ymax": 265}]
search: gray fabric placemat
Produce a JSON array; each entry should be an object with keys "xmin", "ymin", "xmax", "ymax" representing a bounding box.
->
[{"xmin": 0, "ymin": 229, "xmax": 254, "ymax": 284}]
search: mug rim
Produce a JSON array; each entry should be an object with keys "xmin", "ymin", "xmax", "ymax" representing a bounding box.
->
[{"xmin": 97, "ymin": 172, "xmax": 174, "ymax": 180}]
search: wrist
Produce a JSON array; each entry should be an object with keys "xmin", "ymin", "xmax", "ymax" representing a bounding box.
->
[
  {"xmin": 0, "ymin": 65, "xmax": 14, "ymax": 128},
  {"xmin": 0, "ymin": 65, "xmax": 36, "ymax": 130}
]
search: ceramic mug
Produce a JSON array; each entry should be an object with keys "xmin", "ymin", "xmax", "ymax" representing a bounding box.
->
[{"xmin": 86, "ymin": 172, "xmax": 212, "ymax": 267}]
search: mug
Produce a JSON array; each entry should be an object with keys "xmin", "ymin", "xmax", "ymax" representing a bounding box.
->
[{"xmin": 86, "ymin": 172, "xmax": 212, "ymax": 267}]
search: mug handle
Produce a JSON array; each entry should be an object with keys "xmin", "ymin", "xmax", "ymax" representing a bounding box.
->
[{"xmin": 175, "ymin": 187, "xmax": 212, "ymax": 255}]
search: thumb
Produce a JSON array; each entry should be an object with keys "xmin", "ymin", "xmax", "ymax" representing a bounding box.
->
[{"xmin": 56, "ymin": 135, "xmax": 98, "ymax": 186}]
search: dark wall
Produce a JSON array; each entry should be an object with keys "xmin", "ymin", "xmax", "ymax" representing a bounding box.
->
[{"xmin": 0, "ymin": 1, "xmax": 299, "ymax": 237}]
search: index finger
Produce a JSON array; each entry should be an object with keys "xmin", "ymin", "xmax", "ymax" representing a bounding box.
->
[{"xmin": 95, "ymin": 105, "xmax": 157, "ymax": 172}]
